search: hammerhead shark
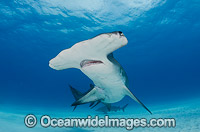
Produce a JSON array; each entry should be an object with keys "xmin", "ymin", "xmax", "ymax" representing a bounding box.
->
[{"xmin": 49, "ymin": 31, "xmax": 152, "ymax": 114}]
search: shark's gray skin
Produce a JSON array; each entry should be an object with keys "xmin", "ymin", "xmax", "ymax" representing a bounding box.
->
[
  {"xmin": 49, "ymin": 31, "xmax": 152, "ymax": 114},
  {"xmin": 96, "ymin": 104, "xmax": 128, "ymax": 114}
]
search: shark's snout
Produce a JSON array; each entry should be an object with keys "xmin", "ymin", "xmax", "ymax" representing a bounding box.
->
[
  {"xmin": 49, "ymin": 59, "xmax": 56, "ymax": 69},
  {"xmin": 49, "ymin": 57, "xmax": 63, "ymax": 70}
]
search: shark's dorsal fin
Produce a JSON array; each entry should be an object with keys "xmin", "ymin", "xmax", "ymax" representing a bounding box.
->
[
  {"xmin": 124, "ymin": 86, "xmax": 152, "ymax": 114},
  {"xmin": 71, "ymin": 87, "xmax": 105, "ymax": 106}
]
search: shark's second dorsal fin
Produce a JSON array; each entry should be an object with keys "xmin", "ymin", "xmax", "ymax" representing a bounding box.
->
[
  {"xmin": 123, "ymin": 86, "xmax": 152, "ymax": 114},
  {"xmin": 71, "ymin": 86, "xmax": 105, "ymax": 106}
]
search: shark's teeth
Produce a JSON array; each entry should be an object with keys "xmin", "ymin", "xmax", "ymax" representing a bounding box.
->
[{"xmin": 80, "ymin": 60, "xmax": 103, "ymax": 68}]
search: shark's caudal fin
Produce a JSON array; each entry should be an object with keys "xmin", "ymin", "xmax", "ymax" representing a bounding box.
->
[
  {"xmin": 122, "ymin": 104, "xmax": 128, "ymax": 112},
  {"xmin": 69, "ymin": 85, "xmax": 83, "ymax": 100},
  {"xmin": 69, "ymin": 84, "xmax": 97, "ymax": 111},
  {"xmin": 69, "ymin": 85, "xmax": 84, "ymax": 111},
  {"xmin": 124, "ymin": 86, "xmax": 152, "ymax": 114},
  {"xmin": 71, "ymin": 86, "xmax": 105, "ymax": 106}
]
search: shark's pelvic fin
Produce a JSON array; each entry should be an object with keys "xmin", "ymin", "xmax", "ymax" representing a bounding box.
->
[
  {"xmin": 124, "ymin": 86, "xmax": 152, "ymax": 114},
  {"xmin": 121, "ymin": 104, "xmax": 128, "ymax": 112},
  {"xmin": 71, "ymin": 87, "xmax": 105, "ymax": 106},
  {"xmin": 89, "ymin": 102, "xmax": 95, "ymax": 107},
  {"xmin": 103, "ymin": 103, "xmax": 111, "ymax": 111},
  {"xmin": 90, "ymin": 100, "xmax": 101, "ymax": 109}
]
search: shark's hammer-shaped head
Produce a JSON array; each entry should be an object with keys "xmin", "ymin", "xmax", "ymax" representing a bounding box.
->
[
  {"xmin": 49, "ymin": 31, "xmax": 128, "ymax": 70},
  {"xmin": 88, "ymin": 31, "xmax": 128, "ymax": 55}
]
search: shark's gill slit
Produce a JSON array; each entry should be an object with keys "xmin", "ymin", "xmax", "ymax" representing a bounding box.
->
[{"xmin": 80, "ymin": 60, "xmax": 103, "ymax": 68}]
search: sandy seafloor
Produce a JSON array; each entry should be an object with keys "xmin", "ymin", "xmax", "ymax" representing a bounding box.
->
[
  {"xmin": 0, "ymin": 98, "xmax": 199, "ymax": 132},
  {"xmin": 0, "ymin": 0, "xmax": 200, "ymax": 132}
]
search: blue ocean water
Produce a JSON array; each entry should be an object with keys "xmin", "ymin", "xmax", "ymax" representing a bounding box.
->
[{"xmin": 0, "ymin": 0, "xmax": 200, "ymax": 132}]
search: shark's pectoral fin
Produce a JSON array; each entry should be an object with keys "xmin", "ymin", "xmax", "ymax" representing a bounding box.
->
[
  {"xmin": 71, "ymin": 87, "xmax": 105, "ymax": 106},
  {"xmin": 124, "ymin": 86, "xmax": 152, "ymax": 114}
]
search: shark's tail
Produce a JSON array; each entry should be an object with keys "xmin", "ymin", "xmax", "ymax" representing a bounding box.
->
[
  {"xmin": 69, "ymin": 85, "xmax": 83, "ymax": 100},
  {"xmin": 71, "ymin": 86, "xmax": 105, "ymax": 107},
  {"xmin": 69, "ymin": 84, "xmax": 102, "ymax": 111},
  {"xmin": 121, "ymin": 104, "xmax": 128, "ymax": 112},
  {"xmin": 69, "ymin": 85, "xmax": 84, "ymax": 111}
]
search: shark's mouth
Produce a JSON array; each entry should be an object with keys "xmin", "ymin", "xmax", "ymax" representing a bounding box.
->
[{"xmin": 80, "ymin": 60, "xmax": 103, "ymax": 68}]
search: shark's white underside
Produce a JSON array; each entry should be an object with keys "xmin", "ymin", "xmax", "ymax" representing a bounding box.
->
[
  {"xmin": 80, "ymin": 55, "xmax": 128, "ymax": 103},
  {"xmin": 49, "ymin": 32, "xmax": 128, "ymax": 103},
  {"xmin": 49, "ymin": 31, "xmax": 152, "ymax": 114}
]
